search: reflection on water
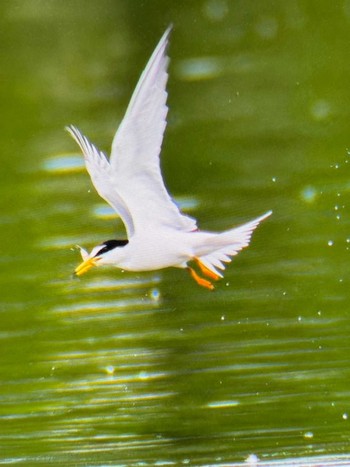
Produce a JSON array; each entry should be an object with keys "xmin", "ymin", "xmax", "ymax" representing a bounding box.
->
[
  {"xmin": 43, "ymin": 154, "xmax": 85, "ymax": 174},
  {"xmin": 176, "ymin": 57, "xmax": 224, "ymax": 81},
  {"xmin": 1, "ymin": 1, "xmax": 350, "ymax": 465}
]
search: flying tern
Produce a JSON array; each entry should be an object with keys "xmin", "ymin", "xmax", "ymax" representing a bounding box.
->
[{"xmin": 67, "ymin": 27, "xmax": 271, "ymax": 290}]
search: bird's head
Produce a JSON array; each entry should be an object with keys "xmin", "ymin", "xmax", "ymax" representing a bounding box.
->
[{"xmin": 74, "ymin": 239, "xmax": 129, "ymax": 276}]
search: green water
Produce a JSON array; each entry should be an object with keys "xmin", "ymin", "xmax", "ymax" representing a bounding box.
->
[{"xmin": 1, "ymin": 1, "xmax": 350, "ymax": 465}]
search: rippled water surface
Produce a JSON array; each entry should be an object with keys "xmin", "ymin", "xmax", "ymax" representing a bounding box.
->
[{"xmin": 1, "ymin": 1, "xmax": 350, "ymax": 465}]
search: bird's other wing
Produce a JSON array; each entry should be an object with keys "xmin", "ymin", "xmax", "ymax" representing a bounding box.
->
[
  {"xmin": 109, "ymin": 26, "xmax": 197, "ymax": 234},
  {"xmin": 66, "ymin": 125, "xmax": 135, "ymax": 238}
]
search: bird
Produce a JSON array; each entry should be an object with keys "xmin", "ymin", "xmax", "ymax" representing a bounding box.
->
[{"xmin": 67, "ymin": 27, "xmax": 272, "ymax": 290}]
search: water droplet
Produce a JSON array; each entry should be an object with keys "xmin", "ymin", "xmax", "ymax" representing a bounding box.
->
[
  {"xmin": 150, "ymin": 288, "xmax": 160, "ymax": 302},
  {"xmin": 105, "ymin": 366, "xmax": 115, "ymax": 375},
  {"xmin": 301, "ymin": 186, "xmax": 317, "ymax": 203}
]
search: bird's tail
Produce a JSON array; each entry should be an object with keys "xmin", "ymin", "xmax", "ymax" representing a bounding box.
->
[{"xmin": 196, "ymin": 211, "xmax": 272, "ymax": 278}]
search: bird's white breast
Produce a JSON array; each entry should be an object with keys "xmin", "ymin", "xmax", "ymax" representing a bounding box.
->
[{"xmin": 118, "ymin": 229, "xmax": 193, "ymax": 271}]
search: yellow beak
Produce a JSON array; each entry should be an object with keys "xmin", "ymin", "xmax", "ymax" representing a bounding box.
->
[{"xmin": 75, "ymin": 257, "xmax": 100, "ymax": 276}]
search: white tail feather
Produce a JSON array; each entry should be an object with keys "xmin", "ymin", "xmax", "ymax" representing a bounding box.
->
[{"xmin": 198, "ymin": 211, "xmax": 272, "ymax": 277}]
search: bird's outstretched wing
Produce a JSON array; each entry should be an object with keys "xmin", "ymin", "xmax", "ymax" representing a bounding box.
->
[
  {"xmin": 66, "ymin": 125, "xmax": 135, "ymax": 237},
  {"xmin": 68, "ymin": 27, "xmax": 197, "ymax": 237},
  {"xmin": 110, "ymin": 26, "xmax": 197, "ymax": 234}
]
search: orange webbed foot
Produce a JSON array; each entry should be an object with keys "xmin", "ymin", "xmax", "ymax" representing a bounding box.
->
[
  {"xmin": 194, "ymin": 258, "xmax": 221, "ymax": 281},
  {"xmin": 187, "ymin": 267, "xmax": 215, "ymax": 290}
]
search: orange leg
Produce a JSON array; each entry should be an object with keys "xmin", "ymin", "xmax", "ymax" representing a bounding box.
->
[
  {"xmin": 194, "ymin": 258, "xmax": 221, "ymax": 281},
  {"xmin": 187, "ymin": 267, "xmax": 214, "ymax": 291}
]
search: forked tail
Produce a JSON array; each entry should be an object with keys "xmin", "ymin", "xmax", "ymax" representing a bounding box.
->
[{"xmin": 197, "ymin": 211, "xmax": 272, "ymax": 278}]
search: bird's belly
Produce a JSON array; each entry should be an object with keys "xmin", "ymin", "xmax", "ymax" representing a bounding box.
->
[{"xmin": 119, "ymin": 233, "xmax": 191, "ymax": 271}]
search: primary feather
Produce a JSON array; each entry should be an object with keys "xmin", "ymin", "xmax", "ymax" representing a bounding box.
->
[
  {"xmin": 66, "ymin": 125, "xmax": 134, "ymax": 237},
  {"xmin": 67, "ymin": 26, "xmax": 196, "ymax": 238}
]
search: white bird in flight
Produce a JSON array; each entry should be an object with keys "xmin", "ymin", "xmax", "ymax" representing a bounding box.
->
[{"xmin": 67, "ymin": 27, "xmax": 271, "ymax": 290}]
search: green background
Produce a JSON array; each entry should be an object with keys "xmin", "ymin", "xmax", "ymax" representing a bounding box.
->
[{"xmin": 1, "ymin": 1, "xmax": 350, "ymax": 465}]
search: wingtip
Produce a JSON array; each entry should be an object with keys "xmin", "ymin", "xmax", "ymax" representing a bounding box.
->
[
  {"xmin": 159, "ymin": 24, "xmax": 173, "ymax": 49},
  {"xmin": 165, "ymin": 24, "xmax": 173, "ymax": 36},
  {"xmin": 65, "ymin": 125, "xmax": 82, "ymax": 142},
  {"xmin": 259, "ymin": 210, "xmax": 273, "ymax": 222},
  {"xmin": 65, "ymin": 124, "xmax": 76, "ymax": 136}
]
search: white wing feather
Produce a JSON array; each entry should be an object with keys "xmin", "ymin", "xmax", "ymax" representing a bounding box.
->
[
  {"xmin": 66, "ymin": 125, "xmax": 135, "ymax": 237},
  {"xmin": 110, "ymin": 26, "xmax": 197, "ymax": 233},
  {"xmin": 67, "ymin": 27, "xmax": 196, "ymax": 237}
]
